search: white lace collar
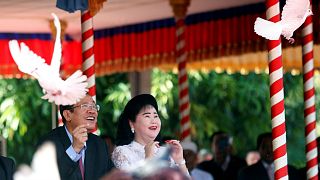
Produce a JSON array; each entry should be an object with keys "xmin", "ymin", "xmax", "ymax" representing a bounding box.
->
[
  {"xmin": 129, "ymin": 140, "xmax": 161, "ymax": 155},
  {"xmin": 131, "ymin": 141, "xmax": 145, "ymax": 149}
]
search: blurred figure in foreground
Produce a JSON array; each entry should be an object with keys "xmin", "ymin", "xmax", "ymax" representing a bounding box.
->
[
  {"xmin": 181, "ymin": 141, "xmax": 214, "ymax": 180},
  {"xmin": 102, "ymin": 145, "xmax": 189, "ymax": 180},
  {"xmin": 197, "ymin": 149, "xmax": 213, "ymax": 164}
]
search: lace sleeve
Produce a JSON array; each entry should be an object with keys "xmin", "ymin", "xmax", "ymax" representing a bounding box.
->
[{"xmin": 111, "ymin": 146, "xmax": 131, "ymax": 170}]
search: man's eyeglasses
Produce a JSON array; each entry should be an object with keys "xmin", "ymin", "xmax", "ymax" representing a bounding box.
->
[{"xmin": 71, "ymin": 103, "xmax": 100, "ymax": 112}]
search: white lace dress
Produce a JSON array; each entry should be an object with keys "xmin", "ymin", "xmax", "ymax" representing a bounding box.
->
[{"xmin": 112, "ymin": 141, "xmax": 174, "ymax": 170}]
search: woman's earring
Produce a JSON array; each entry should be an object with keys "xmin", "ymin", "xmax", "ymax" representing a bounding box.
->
[{"xmin": 131, "ymin": 128, "xmax": 135, "ymax": 134}]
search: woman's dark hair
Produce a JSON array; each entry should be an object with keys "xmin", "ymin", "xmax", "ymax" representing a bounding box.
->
[{"xmin": 115, "ymin": 94, "xmax": 161, "ymax": 146}]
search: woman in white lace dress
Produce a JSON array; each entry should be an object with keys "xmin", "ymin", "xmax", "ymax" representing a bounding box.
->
[{"xmin": 111, "ymin": 94, "xmax": 189, "ymax": 176}]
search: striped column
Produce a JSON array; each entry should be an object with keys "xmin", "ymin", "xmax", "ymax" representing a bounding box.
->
[
  {"xmin": 81, "ymin": 10, "xmax": 97, "ymax": 133},
  {"xmin": 302, "ymin": 3, "xmax": 318, "ymax": 179},
  {"xmin": 81, "ymin": 10, "xmax": 96, "ymax": 101},
  {"xmin": 266, "ymin": 0, "xmax": 288, "ymax": 179},
  {"xmin": 176, "ymin": 17, "xmax": 191, "ymax": 141}
]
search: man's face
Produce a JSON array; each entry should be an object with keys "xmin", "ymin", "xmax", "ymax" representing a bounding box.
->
[
  {"xmin": 66, "ymin": 95, "xmax": 98, "ymax": 131},
  {"xmin": 212, "ymin": 134, "xmax": 230, "ymax": 164},
  {"xmin": 259, "ymin": 137, "xmax": 273, "ymax": 163}
]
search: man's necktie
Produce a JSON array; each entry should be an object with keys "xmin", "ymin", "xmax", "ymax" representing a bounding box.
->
[
  {"xmin": 267, "ymin": 165, "xmax": 274, "ymax": 180},
  {"xmin": 79, "ymin": 158, "xmax": 84, "ymax": 180}
]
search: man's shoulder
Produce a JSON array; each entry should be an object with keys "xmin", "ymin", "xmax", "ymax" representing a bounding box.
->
[
  {"xmin": 197, "ymin": 159, "xmax": 220, "ymax": 170},
  {"xmin": 239, "ymin": 160, "xmax": 264, "ymax": 176},
  {"xmin": 37, "ymin": 126, "xmax": 66, "ymax": 147},
  {"xmin": 0, "ymin": 156, "xmax": 14, "ymax": 166},
  {"xmin": 230, "ymin": 155, "xmax": 247, "ymax": 166}
]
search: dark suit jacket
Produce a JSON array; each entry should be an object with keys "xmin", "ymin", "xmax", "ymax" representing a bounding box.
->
[
  {"xmin": 238, "ymin": 160, "xmax": 301, "ymax": 180},
  {"xmin": 0, "ymin": 156, "xmax": 15, "ymax": 180},
  {"xmin": 39, "ymin": 126, "xmax": 114, "ymax": 180},
  {"xmin": 238, "ymin": 160, "xmax": 270, "ymax": 180},
  {"xmin": 197, "ymin": 155, "xmax": 247, "ymax": 180}
]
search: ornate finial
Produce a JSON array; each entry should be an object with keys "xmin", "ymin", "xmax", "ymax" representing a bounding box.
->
[
  {"xmin": 89, "ymin": 0, "xmax": 107, "ymax": 16},
  {"xmin": 49, "ymin": 18, "xmax": 67, "ymax": 42},
  {"xmin": 169, "ymin": 0, "xmax": 190, "ymax": 18}
]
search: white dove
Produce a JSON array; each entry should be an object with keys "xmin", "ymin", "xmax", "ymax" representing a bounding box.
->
[
  {"xmin": 254, "ymin": 0, "xmax": 312, "ymax": 43},
  {"xmin": 14, "ymin": 142, "xmax": 60, "ymax": 180},
  {"xmin": 9, "ymin": 13, "xmax": 88, "ymax": 105}
]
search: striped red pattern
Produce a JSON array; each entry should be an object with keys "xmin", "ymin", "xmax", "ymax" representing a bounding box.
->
[
  {"xmin": 265, "ymin": 0, "xmax": 288, "ymax": 179},
  {"xmin": 81, "ymin": 10, "xmax": 97, "ymax": 133},
  {"xmin": 81, "ymin": 11, "xmax": 96, "ymax": 101},
  {"xmin": 302, "ymin": 3, "xmax": 319, "ymax": 179},
  {"xmin": 176, "ymin": 17, "xmax": 191, "ymax": 141}
]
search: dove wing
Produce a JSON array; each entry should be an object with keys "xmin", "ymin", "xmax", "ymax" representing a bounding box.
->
[
  {"xmin": 9, "ymin": 40, "xmax": 48, "ymax": 79},
  {"xmin": 281, "ymin": 0, "xmax": 310, "ymax": 35},
  {"xmin": 50, "ymin": 13, "xmax": 62, "ymax": 77},
  {"xmin": 42, "ymin": 70, "xmax": 88, "ymax": 105}
]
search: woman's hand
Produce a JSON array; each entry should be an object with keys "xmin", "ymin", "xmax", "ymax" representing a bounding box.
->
[
  {"xmin": 144, "ymin": 141, "xmax": 160, "ymax": 159},
  {"xmin": 165, "ymin": 140, "xmax": 184, "ymax": 164}
]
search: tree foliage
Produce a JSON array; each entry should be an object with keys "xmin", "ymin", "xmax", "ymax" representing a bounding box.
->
[{"xmin": 0, "ymin": 69, "xmax": 318, "ymax": 168}]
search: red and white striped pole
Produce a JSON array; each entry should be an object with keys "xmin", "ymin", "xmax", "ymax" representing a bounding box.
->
[
  {"xmin": 176, "ymin": 17, "xmax": 190, "ymax": 141},
  {"xmin": 266, "ymin": 0, "xmax": 288, "ymax": 179},
  {"xmin": 170, "ymin": 0, "xmax": 191, "ymax": 141},
  {"xmin": 81, "ymin": 10, "xmax": 97, "ymax": 133},
  {"xmin": 302, "ymin": 2, "xmax": 318, "ymax": 179}
]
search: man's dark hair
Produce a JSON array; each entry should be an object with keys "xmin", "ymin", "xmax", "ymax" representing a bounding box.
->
[
  {"xmin": 256, "ymin": 132, "xmax": 272, "ymax": 150},
  {"xmin": 210, "ymin": 131, "xmax": 227, "ymax": 142},
  {"xmin": 59, "ymin": 105, "xmax": 74, "ymax": 124}
]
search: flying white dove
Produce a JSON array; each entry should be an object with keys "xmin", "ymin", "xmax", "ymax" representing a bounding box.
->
[
  {"xmin": 9, "ymin": 13, "xmax": 88, "ymax": 105},
  {"xmin": 14, "ymin": 142, "xmax": 60, "ymax": 180},
  {"xmin": 254, "ymin": 0, "xmax": 312, "ymax": 43}
]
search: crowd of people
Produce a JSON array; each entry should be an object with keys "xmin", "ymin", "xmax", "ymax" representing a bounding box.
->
[{"xmin": 0, "ymin": 93, "xmax": 318, "ymax": 180}]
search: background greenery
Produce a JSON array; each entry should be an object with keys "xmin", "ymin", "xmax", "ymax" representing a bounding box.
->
[{"xmin": 0, "ymin": 69, "xmax": 319, "ymax": 168}]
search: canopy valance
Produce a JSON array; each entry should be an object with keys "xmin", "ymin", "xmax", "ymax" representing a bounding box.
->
[{"xmin": 1, "ymin": 2, "xmax": 319, "ymax": 78}]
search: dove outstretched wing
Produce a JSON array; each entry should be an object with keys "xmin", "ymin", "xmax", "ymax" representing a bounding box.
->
[
  {"xmin": 9, "ymin": 13, "xmax": 88, "ymax": 105},
  {"xmin": 50, "ymin": 13, "xmax": 62, "ymax": 77},
  {"xmin": 9, "ymin": 40, "xmax": 48, "ymax": 79}
]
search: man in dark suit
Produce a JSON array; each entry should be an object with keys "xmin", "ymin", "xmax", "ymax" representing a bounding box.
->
[
  {"xmin": 39, "ymin": 95, "xmax": 114, "ymax": 180},
  {"xmin": 197, "ymin": 131, "xmax": 247, "ymax": 180},
  {"xmin": 238, "ymin": 132, "xmax": 300, "ymax": 180},
  {"xmin": 0, "ymin": 156, "xmax": 15, "ymax": 180}
]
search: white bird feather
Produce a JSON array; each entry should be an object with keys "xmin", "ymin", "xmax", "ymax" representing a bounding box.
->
[
  {"xmin": 254, "ymin": 0, "xmax": 312, "ymax": 43},
  {"xmin": 14, "ymin": 142, "xmax": 60, "ymax": 180},
  {"xmin": 9, "ymin": 13, "xmax": 88, "ymax": 105}
]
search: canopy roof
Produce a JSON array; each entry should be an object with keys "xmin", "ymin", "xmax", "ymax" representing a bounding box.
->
[
  {"xmin": 0, "ymin": 0, "xmax": 261, "ymax": 37},
  {"xmin": 0, "ymin": 0, "xmax": 319, "ymax": 77}
]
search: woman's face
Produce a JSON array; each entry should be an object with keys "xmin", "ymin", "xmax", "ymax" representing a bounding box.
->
[{"xmin": 131, "ymin": 105, "xmax": 161, "ymax": 144}]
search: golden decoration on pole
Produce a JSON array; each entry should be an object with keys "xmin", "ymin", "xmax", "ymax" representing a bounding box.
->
[
  {"xmin": 169, "ymin": 0, "xmax": 190, "ymax": 18},
  {"xmin": 49, "ymin": 18, "xmax": 67, "ymax": 42},
  {"xmin": 89, "ymin": 0, "xmax": 107, "ymax": 16}
]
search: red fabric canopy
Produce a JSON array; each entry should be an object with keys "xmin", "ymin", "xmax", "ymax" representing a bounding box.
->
[{"xmin": 1, "ymin": 2, "xmax": 319, "ymax": 77}]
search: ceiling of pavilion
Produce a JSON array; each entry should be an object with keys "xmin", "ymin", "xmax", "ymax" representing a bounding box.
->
[
  {"xmin": 1, "ymin": 0, "xmax": 319, "ymax": 76},
  {"xmin": 0, "ymin": 0, "xmax": 262, "ymax": 39}
]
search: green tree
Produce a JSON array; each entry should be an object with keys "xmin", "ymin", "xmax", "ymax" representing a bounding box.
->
[{"xmin": 0, "ymin": 69, "xmax": 316, "ymax": 168}]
